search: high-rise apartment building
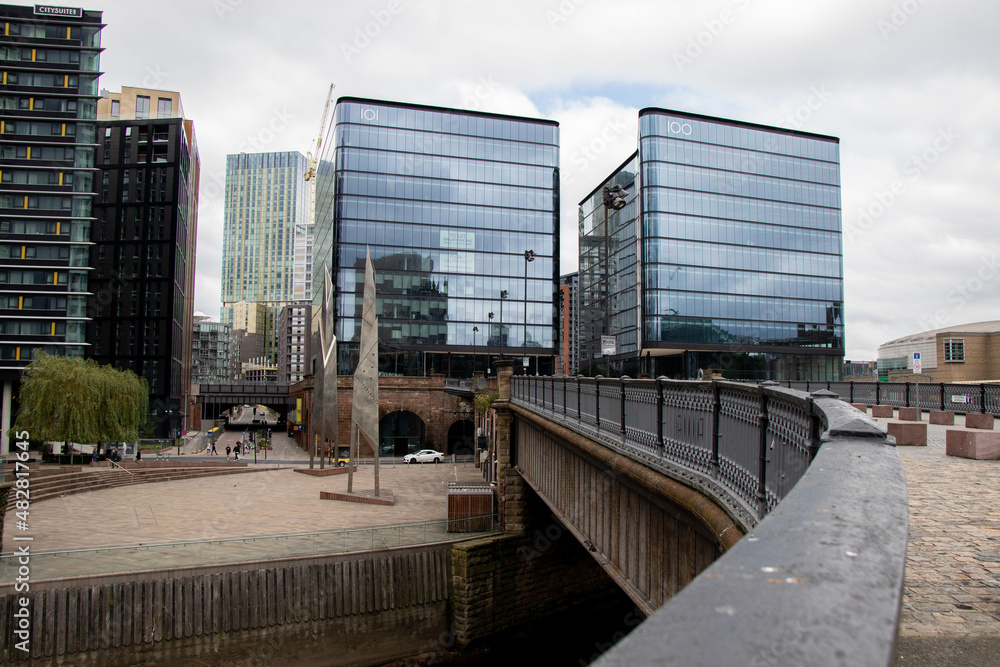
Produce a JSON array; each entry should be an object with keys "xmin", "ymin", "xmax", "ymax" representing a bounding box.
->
[
  {"xmin": 277, "ymin": 303, "xmax": 311, "ymax": 383},
  {"xmin": 192, "ymin": 314, "xmax": 231, "ymax": 384},
  {"xmin": 89, "ymin": 86, "xmax": 199, "ymax": 437},
  {"xmin": 228, "ymin": 300, "xmax": 270, "ymax": 380},
  {"xmin": 580, "ymin": 109, "xmax": 843, "ymax": 381},
  {"xmin": 558, "ymin": 272, "xmax": 579, "ymax": 376},
  {"xmin": 221, "ymin": 151, "xmax": 309, "ymax": 364},
  {"xmin": 0, "ymin": 4, "xmax": 103, "ymax": 452},
  {"xmin": 313, "ymin": 98, "xmax": 560, "ymax": 376}
]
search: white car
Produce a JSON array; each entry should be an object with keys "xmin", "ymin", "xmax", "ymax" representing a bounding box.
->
[{"xmin": 403, "ymin": 449, "xmax": 445, "ymax": 464}]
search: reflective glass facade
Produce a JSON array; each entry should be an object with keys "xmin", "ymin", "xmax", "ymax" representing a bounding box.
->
[
  {"xmin": 314, "ymin": 98, "xmax": 559, "ymax": 376},
  {"xmin": 580, "ymin": 109, "xmax": 843, "ymax": 381},
  {"xmin": 221, "ymin": 151, "xmax": 309, "ymax": 362}
]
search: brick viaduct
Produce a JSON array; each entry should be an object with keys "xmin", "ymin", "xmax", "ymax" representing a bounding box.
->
[{"xmin": 287, "ymin": 375, "xmax": 485, "ymax": 457}]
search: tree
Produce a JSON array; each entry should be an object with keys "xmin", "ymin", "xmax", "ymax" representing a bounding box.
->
[{"xmin": 13, "ymin": 352, "xmax": 149, "ymax": 450}]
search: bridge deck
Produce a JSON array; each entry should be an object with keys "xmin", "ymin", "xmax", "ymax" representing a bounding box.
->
[{"xmin": 884, "ymin": 414, "xmax": 1000, "ymax": 638}]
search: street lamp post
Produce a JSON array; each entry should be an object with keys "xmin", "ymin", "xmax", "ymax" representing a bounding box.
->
[
  {"xmin": 488, "ymin": 312, "xmax": 494, "ymax": 372},
  {"xmin": 499, "ymin": 290, "xmax": 508, "ymax": 359},
  {"xmin": 523, "ymin": 249, "xmax": 535, "ymax": 374},
  {"xmin": 472, "ymin": 326, "xmax": 479, "ymax": 376}
]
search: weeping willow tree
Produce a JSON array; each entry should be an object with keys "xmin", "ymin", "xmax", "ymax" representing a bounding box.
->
[{"xmin": 13, "ymin": 352, "xmax": 149, "ymax": 453}]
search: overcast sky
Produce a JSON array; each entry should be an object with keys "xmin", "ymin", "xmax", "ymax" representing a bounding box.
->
[{"xmin": 79, "ymin": 0, "xmax": 1000, "ymax": 361}]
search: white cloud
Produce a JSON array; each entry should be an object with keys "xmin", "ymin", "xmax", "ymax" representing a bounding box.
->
[{"xmin": 81, "ymin": 0, "xmax": 1000, "ymax": 361}]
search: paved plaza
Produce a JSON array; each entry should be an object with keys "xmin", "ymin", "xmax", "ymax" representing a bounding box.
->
[
  {"xmin": 874, "ymin": 412, "xmax": 1000, "ymax": 664},
  {"xmin": 1, "ymin": 428, "xmax": 491, "ymax": 583}
]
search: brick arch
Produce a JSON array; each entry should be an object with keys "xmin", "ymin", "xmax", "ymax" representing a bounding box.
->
[
  {"xmin": 291, "ymin": 376, "xmax": 476, "ymax": 457},
  {"xmin": 447, "ymin": 418, "xmax": 476, "ymax": 455},
  {"xmin": 378, "ymin": 409, "xmax": 427, "ymax": 457}
]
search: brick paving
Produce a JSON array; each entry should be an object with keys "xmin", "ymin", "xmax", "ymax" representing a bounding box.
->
[
  {"xmin": 1, "ymin": 432, "xmax": 490, "ymax": 583},
  {"xmin": 869, "ymin": 411, "xmax": 1000, "ymax": 652}
]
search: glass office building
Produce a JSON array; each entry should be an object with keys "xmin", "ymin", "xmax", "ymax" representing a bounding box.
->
[
  {"xmin": 579, "ymin": 109, "xmax": 843, "ymax": 381},
  {"xmin": 313, "ymin": 98, "xmax": 560, "ymax": 376},
  {"xmin": 221, "ymin": 151, "xmax": 310, "ymax": 363}
]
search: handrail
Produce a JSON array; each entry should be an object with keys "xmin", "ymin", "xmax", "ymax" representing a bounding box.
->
[
  {"xmin": 511, "ymin": 376, "xmax": 906, "ymax": 667},
  {"xmin": 108, "ymin": 460, "xmax": 133, "ymax": 475},
  {"xmin": 511, "ymin": 376, "xmax": 823, "ymax": 529}
]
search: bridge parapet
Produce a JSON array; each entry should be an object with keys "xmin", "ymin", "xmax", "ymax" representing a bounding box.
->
[
  {"xmin": 512, "ymin": 376, "xmax": 829, "ymax": 530},
  {"xmin": 512, "ymin": 376, "xmax": 907, "ymax": 666}
]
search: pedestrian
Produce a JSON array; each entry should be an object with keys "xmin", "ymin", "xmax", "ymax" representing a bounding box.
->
[
  {"xmin": 136, "ymin": 449, "xmax": 141, "ymax": 462},
  {"xmin": 211, "ymin": 441, "xmax": 218, "ymax": 455},
  {"xmin": 234, "ymin": 442, "xmax": 240, "ymax": 461},
  {"xmin": 226, "ymin": 444, "xmax": 231, "ymax": 461}
]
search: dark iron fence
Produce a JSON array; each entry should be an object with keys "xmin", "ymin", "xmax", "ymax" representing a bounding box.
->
[
  {"xmin": 785, "ymin": 380, "xmax": 1000, "ymax": 414},
  {"xmin": 513, "ymin": 376, "xmax": 906, "ymax": 666},
  {"xmin": 511, "ymin": 376, "xmax": 823, "ymax": 529}
]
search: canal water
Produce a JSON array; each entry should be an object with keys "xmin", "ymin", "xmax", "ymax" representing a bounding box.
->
[{"xmin": 431, "ymin": 593, "xmax": 644, "ymax": 666}]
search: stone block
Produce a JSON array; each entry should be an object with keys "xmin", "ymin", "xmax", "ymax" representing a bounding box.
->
[
  {"xmin": 946, "ymin": 430, "xmax": 1000, "ymax": 460},
  {"xmin": 897, "ymin": 407, "xmax": 920, "ymax": 421},
  {"xmin": 965, "ymin": 413, "xmax": 995, "ymax": 430},
  {"xmin": 929, "ymin": 411, "xmax": 955, "ymax": 425},
  {"xmin": 850, "ymin": 403, "xmax": 868, "ymax": 413},
  {"xmin": 871, "ymin": 405, "xmax": 894, "ymax": 418},
  {"xmin": 887, "ymin": 422, "xmax": 927, "ymax": 446}
]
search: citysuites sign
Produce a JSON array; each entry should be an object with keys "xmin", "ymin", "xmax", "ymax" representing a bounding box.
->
[{"xmin": 33, "ymin": 5, "xmax": 84, "ymax": 18}]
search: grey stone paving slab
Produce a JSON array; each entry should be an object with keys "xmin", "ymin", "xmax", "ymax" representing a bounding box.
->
[{"xmin": 2, "ymin": 458, "xmax": 491, "ymax": 583}]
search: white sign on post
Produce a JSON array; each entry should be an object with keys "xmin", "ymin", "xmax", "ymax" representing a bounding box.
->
[
  {"xmin": 601, "ymin": 335, "xmax": 616, "ymax": 356},
  {"xmin": 913, "ymin": 352, "xmax": 921, "ymax": 374}
]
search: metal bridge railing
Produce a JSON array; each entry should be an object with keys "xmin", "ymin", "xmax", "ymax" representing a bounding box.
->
[
  {"xmin": 785, "ymin": 379, "xmax": 1000, "ymax": 415},
  {"xmin": 512, "ymin": 376, "xmax": 822, "ymax": 528},
  {"xmin": 512, "ymin": 375, "xmax": 906, "ymax": 667}
]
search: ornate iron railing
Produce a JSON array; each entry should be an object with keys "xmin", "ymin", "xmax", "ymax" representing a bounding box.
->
[
  {"xmin": 785, "ymin": 379, "xmax": 1000, "ymax": 415},
  {"xmin": 512, "ymin": 375, "xmax": 906, "ymax": 666},
  {"xmin": 511, "ymin": 376, "xmax": 822, "ymax": 528}
]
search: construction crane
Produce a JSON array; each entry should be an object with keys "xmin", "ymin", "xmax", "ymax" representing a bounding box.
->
[
  {"xmin": 304, "ymin": 83, "xmax": 335, "ymax": 184},
  {"xmin": 295, "ymin": 83, "xmax": 335, "ymax": 301}
]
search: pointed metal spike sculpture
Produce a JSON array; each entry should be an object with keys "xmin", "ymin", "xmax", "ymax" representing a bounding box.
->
[
  {"xmin": 312, "ymin": 267, "xmax": 338, "ymax": 469},
  {"xmin": 321, "ymin": 268, "xmax": 338, "ymax": 467},
  {"xmin": 350, "ymin": 248, "xmax": 379, "ymax": 494}
]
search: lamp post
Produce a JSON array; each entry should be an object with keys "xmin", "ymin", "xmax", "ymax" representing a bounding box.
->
[
  {"xmin": 499, "ymin": 290, "xmax": 508, "ymax": 359},
  {"xmin": 487, "ymin": 312, "xmax": 494, "ymax": 372},
  {"xmin": 523, "ymin": 249, "xmax": 535, "ymax": 374},
  {"xmin": 472, "ymin": 326, "xmax": 479, "ymax": 376}
]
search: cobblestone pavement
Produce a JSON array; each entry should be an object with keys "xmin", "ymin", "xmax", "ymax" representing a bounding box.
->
[{"xmin": 872, "ymin": 412, "xmax": 1000, "ymax": 664}]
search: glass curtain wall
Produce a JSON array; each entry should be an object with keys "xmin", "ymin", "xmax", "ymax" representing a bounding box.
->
[
  {"xmin": 315, "ymin": 99, "xmax": 560, "ymax": 376},
  {"xmin": 638, "ymin": 110, "xmax": 844, "ymax": 381}
]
